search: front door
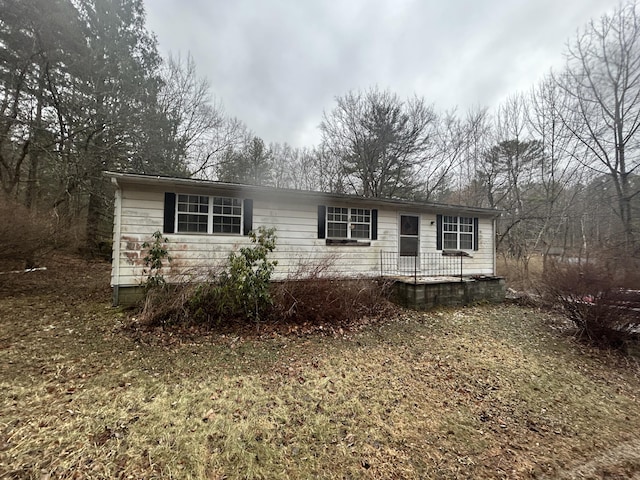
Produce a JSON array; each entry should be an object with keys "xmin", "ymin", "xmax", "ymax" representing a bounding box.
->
[{"xmin": 398, "ymin": 214, "xmax": 419, "ymax": 274}]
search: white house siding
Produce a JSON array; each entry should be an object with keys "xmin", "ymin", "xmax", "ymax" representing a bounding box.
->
[{"xmin": 111, "ymin": 180, "xmax": 496, "ymax": 289}]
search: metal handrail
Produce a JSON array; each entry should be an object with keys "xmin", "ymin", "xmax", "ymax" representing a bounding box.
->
[{"xmin": 379, "ymin": 251, "xmax": 467, "ymax": 283}]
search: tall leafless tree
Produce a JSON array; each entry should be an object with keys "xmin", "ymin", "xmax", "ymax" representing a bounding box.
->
[
  {"xmin": 527, "ymin": 75, "xmax": 586, "ymax": 265},
  {"xmin": 158, "ymin": 54, "xmax": 247, "ymax": 179},
  {"xmin": 554, "ymin": 1, "xmax": 640, "ymax": 252}
]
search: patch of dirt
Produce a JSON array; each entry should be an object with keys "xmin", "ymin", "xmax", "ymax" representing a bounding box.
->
[{"xmin": 0, "ymin": 252, "xmax": 111, "ymax": 302}]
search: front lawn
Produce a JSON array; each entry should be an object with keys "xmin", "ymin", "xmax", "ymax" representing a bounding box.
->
[{"xmin": 1, "ymin": 258, "xmax": 640, "ymax": 479}]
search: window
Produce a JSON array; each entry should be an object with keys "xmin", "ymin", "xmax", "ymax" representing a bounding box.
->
[
  {"xmin": 176, "ymin": 195, "xmax": 209, "ymax": 233},
  {"xmin": 176, "ymin": 194, "xmax": 242, "ymax": 234},
  {"xmin": 400, "ymin": 214, "xmax": 419, "ymax": 256},
  {"xmin": 327, "ymin": 206, "xmax": 371, "ymax": 239},
  {"xmin": 442, "ymin": 215, "xmax": 474, "ymax": 250},
  {"xmin": 212, "ymin": 196, "xmax": 242, "ymax": 234}
]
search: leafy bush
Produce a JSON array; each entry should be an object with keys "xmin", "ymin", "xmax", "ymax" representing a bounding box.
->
[
  {"xmin": 217, "ymin": 226, "xmax": 277, "ymax": 321},
  {"xmin": 141, "ymin": 231, "xmax": 171, "ymax": 290},
  {"xmin": 138, "ymin": 233, "xmax": 393, "ymax": 330},
  {"xmin": 141, "ymin": 226, "xmax": 277, "ymax": 325},
  {"xmin": 542, "ymin": 261, "xmax": 639, "ymax": 350}
]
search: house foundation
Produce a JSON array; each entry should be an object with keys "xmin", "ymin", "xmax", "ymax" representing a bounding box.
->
[{"xmin": 389, "ymin": 276, "xmax": 505, "ymax": 310}]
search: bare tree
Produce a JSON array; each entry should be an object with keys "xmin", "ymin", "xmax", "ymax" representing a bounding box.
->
[
  {"xmin": 157, "ymin": 53, "xmax": 247, "ymax": 178},
  {"xmin": 476, "ymin": 95, "xmax": 543, "ymax": 259},
  {"xmin": 554, "ymin": 1, "xmax": 640, "ymax": 252},
  {"xmin": 422, "ymin": 110, "xmax": 478, "ymax": 202},
  {"xmin": 280, "ymin": 145, "xmax": 347, "ymax": 193},
  {"xmin": 527, "ymin": 75, "xmax": 587, "ymax": 266}
]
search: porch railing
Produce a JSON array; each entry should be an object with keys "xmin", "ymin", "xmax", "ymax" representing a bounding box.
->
[{"xmin": 379, "ymin": 251, "xmax": 468, "ymax": 283}]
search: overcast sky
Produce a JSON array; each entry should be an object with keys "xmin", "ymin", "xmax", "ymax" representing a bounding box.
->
[{"xmin": 145, "ymin": 0, "xmax": 618, "ymax": 148}]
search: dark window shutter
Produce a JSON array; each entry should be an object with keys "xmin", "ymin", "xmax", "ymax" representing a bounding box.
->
[
  {"xmin": 473, "ymin": 217, "xmax": 479, "ymax": 251},
  {"xmin": 436, "ymin": 214, "xmax": 443, "ymax": 250},
  {"xmin": 371, "ymin": 209, "xmax": 378, "ymax": 240},
  {"xmin": 317, "ymin": 205, "xmax": 326, "ymax": 239},
  {"xmin": 163, "ymin": 192, "xmax": 176, "ymax": 233},
  {"xmin": 243, "ymin": 198, "xmax": 253, "ymax": 235}
]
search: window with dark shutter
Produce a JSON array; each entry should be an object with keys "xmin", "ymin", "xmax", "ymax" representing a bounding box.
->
[
  {"xmin": 437, "ymin": 214, "xmax": 479, "ymax": 251},
  {"xmin": 170, "ymin": 193, "xmax": 247, "ymax": 235},
  {"xmin": 317, "ymin": 205, "xmax": 326, "ymax": 239},
  {"xmin": 163, "ymin": 192, "xmax": 176, "ymax": 233},
  {"xmin": 243, "ymin": 198, "xmax": 253, "ymax": 235}
]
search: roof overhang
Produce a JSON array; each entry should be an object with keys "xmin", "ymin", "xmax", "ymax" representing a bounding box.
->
[{"xmin": 105, "ymin": 171, "xmax": 502, "ymax": 218}]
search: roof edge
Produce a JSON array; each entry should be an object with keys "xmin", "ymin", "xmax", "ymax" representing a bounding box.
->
[{"xmin": 104, "ymin": 171, "xmax": 502, "ymax": 217}]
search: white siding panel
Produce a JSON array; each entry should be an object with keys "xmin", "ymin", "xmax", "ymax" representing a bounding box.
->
[{"xmin": 111, "ymin": 183, "xmax": 497, "ymax": 287}]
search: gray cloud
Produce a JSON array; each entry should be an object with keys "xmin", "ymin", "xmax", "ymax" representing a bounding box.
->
[{"xmin": 145, "ymin": 0, "xmax": 618, "ymax": 147}]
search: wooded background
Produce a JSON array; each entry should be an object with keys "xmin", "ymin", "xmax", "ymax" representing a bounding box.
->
[{"xmin": 1, "ymin": 0, "xmax": 638, "ymax": 272}]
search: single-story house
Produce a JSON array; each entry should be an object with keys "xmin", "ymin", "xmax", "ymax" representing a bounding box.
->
[{"xmin": 106, "ymin": 172, "xmax": 502, "ymax": 306}]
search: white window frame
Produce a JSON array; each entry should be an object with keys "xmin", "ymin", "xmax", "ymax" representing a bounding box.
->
[
  {"xmin": 443, "ymin": 215, "xmax": 474, "ymax": 250},
  {"xmin": 176, "ymin": 194, "xmax": 243, "ymax": 235},
  {"xmin": 326, "ymin": 206, "xmax": 371, "ymax": 240}
]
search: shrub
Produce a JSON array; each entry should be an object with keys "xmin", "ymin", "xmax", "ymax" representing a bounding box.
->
[
  {"xmin": 140, "ymin": 226, "xmax": 277, "ymax": 325},
  {"xmin": 141, "ymin": 231, "xmax": 171, "ymax": 290},
  {"xmin": 542, "ymin": 261, "xmax": 639, "ymax": 350},
  {"xmin": 269, "ymin": 257, "xmax": 392, "ymax": 326},
  {"xmin": 216, "ymin": 226, "xmax": 278, "ymax": 321},
  {"xmin": 270, "ymin": 276, "xmax": 391, "ymax": 326},
  {"xmin": 138, "ymin": 237, "xmax": 393, "ymax": 331}
]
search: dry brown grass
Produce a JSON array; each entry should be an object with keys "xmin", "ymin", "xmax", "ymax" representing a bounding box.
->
[
  {"xmin": 2, "ymin": 256, "xmax": 640, "ymax": 479},
  {"xmin": 496, "ymin": 254, "xmax": 546, "ymax": 291}
]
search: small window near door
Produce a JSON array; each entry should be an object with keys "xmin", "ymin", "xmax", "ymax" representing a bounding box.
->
[
  {"xmin": 399, "ymin": 214, "xmax": 419, "ymax": 256},
  {"xmin": 401, "ymin": 215, "xmax": 419, "ymax": 236}
]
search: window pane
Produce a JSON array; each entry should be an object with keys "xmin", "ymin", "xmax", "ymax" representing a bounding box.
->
[
  {"xmin": 460, "ymin": 217, "xmax": 473, "ymax": 233},
  {"xmin": 443, "ymin": 216, "xmax": 458, "ymax": 232},
  {"xmin": 177, "ymin": 195, "xmax": 209, "ymax": 233},
  {"xmin": 400, "ymin": 237, "xmax": 418, "ymax": 256},
  {"xmin": 400, "ymin": 215, "xmax": 419, "ymax": 236},
  {"xmin": 213, "ymin": 215, "xmax": 241, "ymax": 234},
  {"xmin": 350, "ymin": 208, "xmax": 370, "ymax": 223},
  {"xmin": 328, "ymin": 207, "xmax": 348, "ymax": 222},
  {"xmin": 444, "ymin": 233, "xmax": 458, "ymax": 250},
  {"xmin": 351, "ymin": 223, "xmax": 370, "ymax": 239},
  {"xmin": 178, "ymin": 213, "xmax": 208, "ymax": 233},
  {"xmin": 209, "ymin": 196, "xmax": 242, "ymax": 234},
  {"xmin": 327, "ymin": 222, "xmax": 348, "ymax": 238},
  {"xmin": 460, "ymin": 233, "xmax": 473, "ymax": 250}
]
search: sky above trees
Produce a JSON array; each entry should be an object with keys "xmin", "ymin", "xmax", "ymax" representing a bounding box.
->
[{"xmin": 144, "ymin": 0, "xmax": 618, "ymax": 148}]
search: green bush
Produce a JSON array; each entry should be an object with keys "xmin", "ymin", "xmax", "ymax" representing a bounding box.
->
[
  {"xmin": 189, "ymin": 226, "xmax": 278, "ymax": 323},
  {"xmin": 141, "ymin": 231, "xmax": 171, "ymax": 290},
  {"xmin": 141, "ymin": 226, "xmax": 278, "ymax": 325},
  {"xmin": 218, "ymin": 226, "xmax": 278, "ymax": 321}
]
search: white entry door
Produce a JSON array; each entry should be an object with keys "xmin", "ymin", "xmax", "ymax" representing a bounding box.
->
[{"xmin": 398, "ymin": 214, "xmax": 419, "ymax": 274}]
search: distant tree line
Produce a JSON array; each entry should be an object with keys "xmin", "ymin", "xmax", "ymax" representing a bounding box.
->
[{"xmin": 1, "ymin": 0, "xmax": 638, "ymax": 267}]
